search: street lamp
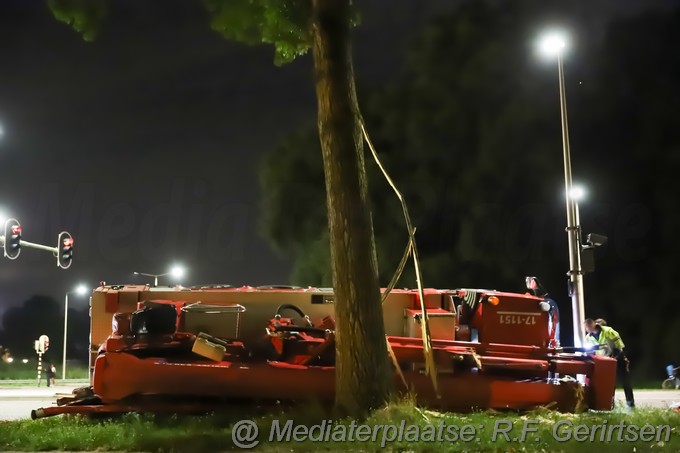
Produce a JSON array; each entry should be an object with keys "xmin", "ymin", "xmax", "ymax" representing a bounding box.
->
[
  {"xmin": 133, "ymin": 264, "xmax": 185, "ymax": 286},
  {"xmin": 539, "ymin": 30, "xmax": 587, "ymax": 348},
  {"xmin": 63, "ymin": 284, "xmax": 88, "ymax": 380},
  {"xmin": 569, "ymin": 186, "xmax": 585, "ymax": 202}
]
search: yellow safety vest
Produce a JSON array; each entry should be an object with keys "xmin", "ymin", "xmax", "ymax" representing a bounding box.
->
[{"xmin": 585, "ymin": 325, "xmax": 625, "ymax": 356}]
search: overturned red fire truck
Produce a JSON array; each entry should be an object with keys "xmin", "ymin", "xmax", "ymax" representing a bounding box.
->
[{"xmin": 32, "ymin": 282, "xmax": 617, "ymax": 418}]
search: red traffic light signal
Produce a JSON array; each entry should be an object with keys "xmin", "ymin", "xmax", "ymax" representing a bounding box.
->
[
  {"xmin": 3, "ymin": 219, "xmax": 22, "ymax": 260},
  {"xmin": 57, "ymin": 232, "xmax": 74, "ymax": 269}
]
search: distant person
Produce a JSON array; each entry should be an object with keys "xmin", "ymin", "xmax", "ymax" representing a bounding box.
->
[
  {"xmin": 584, "ymin": 318, "xmax": 635, "ymax": 409},
  {"xmin": 665, "ymin": 365, "xmax": 680, "ymax": 389},
  {"xmin": 45, "ymin": 363, "xmax": 56, "ymax": 387},
  {"xmin": 43, "ymin": 364, "xmax": 51, "ymax": 387}
]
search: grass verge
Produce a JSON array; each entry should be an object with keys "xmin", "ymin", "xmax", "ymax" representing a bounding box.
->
[
  {"xmin": 0, "ymin": 379, "xmax": 89, "ymax": 387},
  {"xmin": 0, "ymin": 401, "xmax": 678, "ymax": 452},
  {"xmin": 0, "ymin": 361, "xmax": 89, "ymax": 380}
]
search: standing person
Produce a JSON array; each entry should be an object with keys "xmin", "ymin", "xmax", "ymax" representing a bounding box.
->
[
  {"xmin": 584, "ymin": 318, "xmax": 635, "ymax": 409},
  {"xmin": 45, "ymin": 363, "xmax": 56, "ymax": 387},
  {"xmin": 44, "ymin": 364, "xmax": 53, "ymax": 387}
]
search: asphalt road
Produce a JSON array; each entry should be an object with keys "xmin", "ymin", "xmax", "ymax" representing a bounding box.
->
[
  {"xmin": 0, "ymin": 384, "xmax": 81, "ymax": 421},
  {"xmin": 1, "ymin": 385, "xmax": 679, "ymax": 421}
]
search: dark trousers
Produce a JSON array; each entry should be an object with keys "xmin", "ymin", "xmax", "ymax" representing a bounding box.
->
[{"xmin": 617, "ymin": 354, "xmax": 635, "ymax": 407}]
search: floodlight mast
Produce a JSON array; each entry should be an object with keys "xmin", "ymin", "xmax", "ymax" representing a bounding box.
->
[{"xmin": 538, "ymin": 31, "xmax": 587, "ymax": 348}]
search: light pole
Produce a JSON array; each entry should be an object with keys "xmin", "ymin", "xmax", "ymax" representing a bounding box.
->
[
  {"xmin": 539, "ymin": 31, "xmax": 586, "ymax": 348},
  {"xmin": 133, "ymin": 264, "xmax": 185, "ymax": 287},
  {"xmin": 568, "ymin": 185, "xmax": 587, "ymax": 346},
  {"xmin": 63, "ymin": 284, "xmax": 88, "ymax": 380}
]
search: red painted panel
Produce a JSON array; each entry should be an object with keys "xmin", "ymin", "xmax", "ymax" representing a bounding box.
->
[{"xmin": 104, "ymin": 291, "xmax": 119, "ymax": 313}]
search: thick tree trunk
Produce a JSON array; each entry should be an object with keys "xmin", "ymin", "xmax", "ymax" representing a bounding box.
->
[{"xmin": 311, "ymin": 0, "xmax": 392, "ymax": 416}]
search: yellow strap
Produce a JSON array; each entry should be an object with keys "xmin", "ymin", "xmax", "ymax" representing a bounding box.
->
[
  {"xmin": 386, "ymin": 340, "xmax": 408, "ymax": 390},
  {"xmin": 361, "ymin": 119, "xmax": 440, "ymax": 399}
]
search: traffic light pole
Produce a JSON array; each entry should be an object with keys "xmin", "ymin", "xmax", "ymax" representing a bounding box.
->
[
  {"xmin": 1, "ymin": 235, "xmax": 60, "ymax": 257},
  {"xmin": 14, "ymin": 239, "xmax": 59, "ymax": 255},
  {"xmin": 1, "ymin": 219, "xmax": 74, "ymax": 268},
  {"xmin": 35, "ymin": 335, "xmax": 50, "ymax": 386},
  {"xmin": 37, "ymin": 352, "xmax": 43, "ymax": 387}
]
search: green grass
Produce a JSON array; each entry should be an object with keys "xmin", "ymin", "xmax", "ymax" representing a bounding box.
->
[
  {"xmin": 632, "ymin": 379, "xmax": 669, "ymax": 390},
  {"xmin": 0, "ymin": 379, "xmax": 89, "ymax": 387},
  {"xmin": 0, "ymin": 401, "xmax": 678, "ymax": 452},
  {"xmin": 0, "ymin": 361, "xmax": 89, "ymax": 380}
]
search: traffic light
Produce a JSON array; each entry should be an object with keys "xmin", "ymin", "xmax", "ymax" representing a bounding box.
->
[
  {"xmin": 35, "ymin": 335, "xmax": 49, "ymax": 354},
  {"xmin": 57, "ymin": 232, "xmax": 74, "ymax": 269},
  {"xmin": 3, "ymin": 219, "xmax": 22, "ymax": 260}
]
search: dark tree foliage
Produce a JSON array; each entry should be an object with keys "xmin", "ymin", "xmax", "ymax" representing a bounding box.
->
[
  {"xmin": 205, "ymin": 0, "xmax": 311, "ymax": 65},
  {"xmin": 578, "ymin": 8, "xmax": 680, "ymax": 374},
  {"xmin": 2, "ymin": 296, "xmax": 61, "ymax": 359},
  {"xmin": 260, "ymin": 1, "xmax": 680, "ymax": 377},
  {"xmin": 0, "ymin": 295, "xmax": 90, "ymax": 362},
  {"xmin": 50, "ymin": 0, "xmax": 311, "ymax": 64},
  {"xmin": 48, "ymin": 0, "xmax": 108, "ymax": 41},
  {"xmin": 261, "ymin": 0, "xmax": 569, "ymax": 290}
]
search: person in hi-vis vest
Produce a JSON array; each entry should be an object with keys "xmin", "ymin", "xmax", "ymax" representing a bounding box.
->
[{"xmin": 585, "ymin": 318, "xmax": 635, "ymax": 409}]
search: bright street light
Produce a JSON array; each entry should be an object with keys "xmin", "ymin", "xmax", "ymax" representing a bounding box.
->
[
  {"xmin": 539, "ymin": 32, "xmax": 568, "ymax": 56},
  {"xmin": 134, "ymin": 264, "xmax": 186, "ymax": 286},
  {"xmin": 568, "ymin": 185, "xmax": 586, "ymax": 201},
  {"xmin": 63, "ymin": 284, "xmax": 89, "ymax": 380},
  {"xmin": 568, "ymin": 185, "xmax": 587, "ymax": 251},
  {"xmin": 169, "ymin": 265, "xmax": 185, "ymax": 279},
  {"xmin": 22, "ymin": 358, "xmax": 28, "ymax": 364},
  {"xmin": 538, "ymin": 29, "xmax": 587, "ymax": 348}
]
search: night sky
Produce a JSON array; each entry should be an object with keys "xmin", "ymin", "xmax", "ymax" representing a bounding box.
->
[{"xmin": 0, "ymin": 0, "xmax": 674, "ymax": 316}]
